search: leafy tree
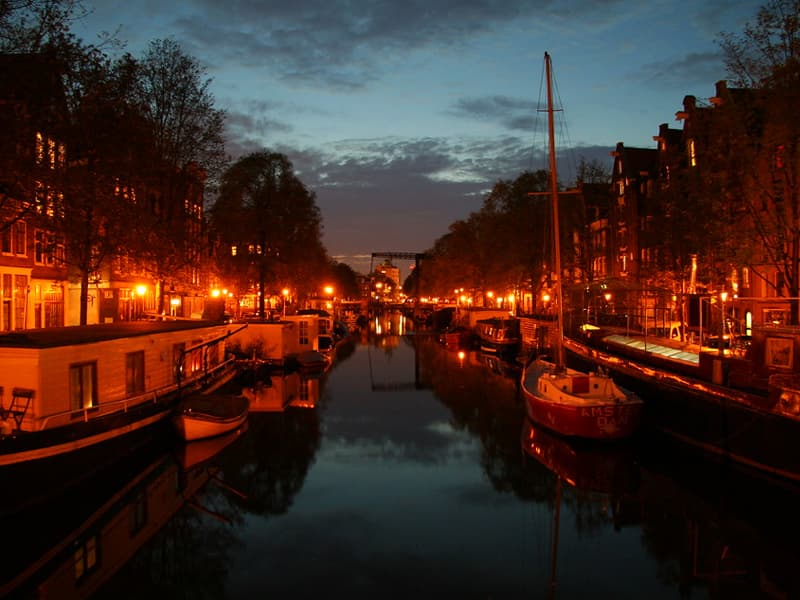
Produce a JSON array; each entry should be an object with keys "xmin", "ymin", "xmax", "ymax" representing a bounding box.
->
[
  {"xmin": 419, "ymin": 217, "xmax": 483, "ymax": 301},
  {"xmin": 486, "ymin": 170, "xmax": 554, "ymax": 306},
  {"xmin": 329, "ymin": 261, "xmax": 360, "ymax": 300},
  {"xmin": 210, "ymin": 151, "xmax": 326, "ymax": 317}
]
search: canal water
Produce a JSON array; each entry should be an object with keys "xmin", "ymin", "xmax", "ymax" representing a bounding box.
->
[{"xmin": 4, "ymin": 311, "xmax": 800, "ymax": 599}]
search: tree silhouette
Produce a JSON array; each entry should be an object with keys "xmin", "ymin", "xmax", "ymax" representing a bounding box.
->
[{"xmin": 210, "ymin": 151, "xmax": 326, "ymax": 316}]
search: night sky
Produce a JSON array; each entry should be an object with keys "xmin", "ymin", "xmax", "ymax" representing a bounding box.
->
[{"xmin": 72, "ymin": 0, "xmax": 761, "ymax": 275}]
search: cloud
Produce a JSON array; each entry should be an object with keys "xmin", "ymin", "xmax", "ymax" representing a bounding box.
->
[
  {"xmin": 141, "ymin": 0, "xmax": 633, "ymax": 91},
  {"xmin": 79, "ymin": 0, "xmax": 730, "ymax": 267},
  {"xmin": 630, "ymin": 51, "xmax": 727, "ymax": 91},
  {"xmin": 448, "ymin": 96, "xmax": 538, "ymax": 131},
  {"xmin": 275, "ymin": 134, "xmax": 613, "ymax": 260}
]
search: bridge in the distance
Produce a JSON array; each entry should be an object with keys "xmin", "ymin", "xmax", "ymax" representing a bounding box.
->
[
  {"xmin": 370, "ymin": 251, "xmax": 428, "ymax": 297},
  {"xmin": 369, "ymin": 251, "xmax": 428, "ymax": 273}
]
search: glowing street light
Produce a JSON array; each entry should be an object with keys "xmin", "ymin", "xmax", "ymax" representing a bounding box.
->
[
  {"xmin": 135, "ymin": 284, "xmax": 147, "ymax": 319},
  {"xmin": 282, "ymin": 287, "xmax": 289, "ymax": 318},
  {"xmin": 719, "ymin": 290, "xmax": 728, "ymax": 357}
]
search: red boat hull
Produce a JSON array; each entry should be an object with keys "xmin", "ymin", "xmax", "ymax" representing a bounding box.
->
[{"xmin": 523, "ymin": 390, "xmax": 642, "ymax": 440}]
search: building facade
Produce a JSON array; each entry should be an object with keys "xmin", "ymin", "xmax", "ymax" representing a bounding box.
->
[{"xmin": 1, "ymin": 53, "xmax": 210, "ymax": 329}]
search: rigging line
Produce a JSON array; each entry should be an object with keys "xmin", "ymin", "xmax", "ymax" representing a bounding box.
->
[
  {"xmin": 529, "ymin": 55, "xmax": 548, "ymax": 173},
  {"xmin": 549, "ymin": 62, "xmax": 579, "ymax": 186},
  {"xmin": 532, "ymin": 53, "xmax": 578, "ymax": 188}
]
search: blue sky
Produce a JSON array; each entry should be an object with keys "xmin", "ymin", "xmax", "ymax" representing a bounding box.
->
[{"xmin": 72, "ymin": 0, "xmax": 761, "ymax": 275}]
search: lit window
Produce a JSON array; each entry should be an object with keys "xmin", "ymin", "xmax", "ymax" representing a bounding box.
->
[
  {"xmin": 231, "ymin": 245, "xmax": 237, "ymax": 256},
  {"xmin": 114, "ymin": 179, "xmax": 136, "ymax": 203},
  {"xmin": 69, "ymin": 361, "xmax": 97, "ymax": 410},
  {"xmin": 73, "ymin": 534, "xmax": 99, "ymax": 581},
  {"xmin": 688, "ymin": 139, "xmax": 696, "ymax": 167},
  {"xmin": 35, "ymin": 132, "xmax": 44, "ymax": 164}
]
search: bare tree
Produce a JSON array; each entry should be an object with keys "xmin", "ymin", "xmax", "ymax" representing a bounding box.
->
[
  {"xmin": 0, "ymin": 1, "xmax": 82, "ymax": 242},
  {"xmin": 130, "ymin": 38, "xmax": 227, "ymax": 312},
  {"xmin": 717, "ymin": 0, "xmax": 800, "ymax": 322},
  {"xmin": 0, "ymin": 0, "xmax": 88, "ymax": 54},
  {"xmin": 58, "ymin": 51, "xmax": 143, "ymax": 324}
]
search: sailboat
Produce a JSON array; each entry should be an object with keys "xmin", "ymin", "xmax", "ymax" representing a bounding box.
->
[{"xmin": 520, "ymin": 52, "xmax": 643, "ymax": 440}]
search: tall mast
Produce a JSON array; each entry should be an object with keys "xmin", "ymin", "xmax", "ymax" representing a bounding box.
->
[{"xmin": 545, "ymin": 52, "xmax": 565, "ymax": 367}]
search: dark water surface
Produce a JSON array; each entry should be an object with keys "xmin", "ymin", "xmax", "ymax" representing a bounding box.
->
[{"xmin": 4, "ymin": 312, "xmax": 800, "ymax": 599}]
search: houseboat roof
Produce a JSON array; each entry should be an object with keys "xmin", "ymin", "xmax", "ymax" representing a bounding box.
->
[{"xmin": 0, "ymin": 320, "xmax": 226, "ymax": 349}]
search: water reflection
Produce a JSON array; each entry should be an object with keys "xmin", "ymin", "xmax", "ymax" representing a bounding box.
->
[
  {"xmin": 5, "ymin": 317, "xmax": 800, "ymax": 598},
  {"xmin": 1, "ymin": 427, "xmax": 247, "ymax": 599},
  {"xmin": 244, "ymin": 371, "xmax": 321, "ymax": 411},
  {"xmin": 520, "ymin": 420, "xmax": 641, "ymax": 597}
]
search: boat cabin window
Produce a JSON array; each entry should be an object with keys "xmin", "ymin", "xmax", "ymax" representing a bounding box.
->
[
  {"xmin": 173, "ymin": 343, "xmax": 185, "ymax": 383},
  {"xmin": 188, "ymin": 339, "xmax": 203, "ymax": 375},
  {"xmin": 69, "ymin": 361, "xmax": 97, "ymax": 410},
  {"xmin": 73, "ymin": 533, "xmax": 99, "ymax": 581},
  {"xmin": 125, "ymin": 351, "xmax": 145, "ymax": 396}
]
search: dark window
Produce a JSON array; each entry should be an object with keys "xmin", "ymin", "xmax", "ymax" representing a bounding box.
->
[{"xmin": 125, "ymin": 351, "xmax": 145, "ymax": 396}]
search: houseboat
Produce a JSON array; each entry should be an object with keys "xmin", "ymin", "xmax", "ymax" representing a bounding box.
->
[
  {"xmin": 565, "ymin": 323, "xmax": 800, "ymax": 481},
  {"xmin": 475, "ymin": 316, "xmax": 521, "ymax": 356},
  {"xmin": 0, "ymin": 320, "xmax": 243, "ymax": 480},
  {"xmin": 229, "ymin": 310, "xmax": 334, "ymax": 366}
]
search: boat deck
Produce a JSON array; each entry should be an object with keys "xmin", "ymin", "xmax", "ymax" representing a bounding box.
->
[{"xmin": 604, "ymin": 334, "xmax": 700, "ymax": 366}]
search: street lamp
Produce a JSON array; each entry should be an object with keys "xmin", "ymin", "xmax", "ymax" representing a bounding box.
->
[
  {"xmin": 135, "ymin": 284, "xmax": 147, "ymax": 319},
  {"xmin": 719, "ymin": 290, "xmax": 728, "ymax": 357},
  {"xmin": 282, "ymin": 288, "xmax": 289, "ymax": 318}
]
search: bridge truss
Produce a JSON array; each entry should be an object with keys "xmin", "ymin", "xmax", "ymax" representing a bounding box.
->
[{"xmin": 370, "ymin": 251, "xmax": 429, "ymax": 298}]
